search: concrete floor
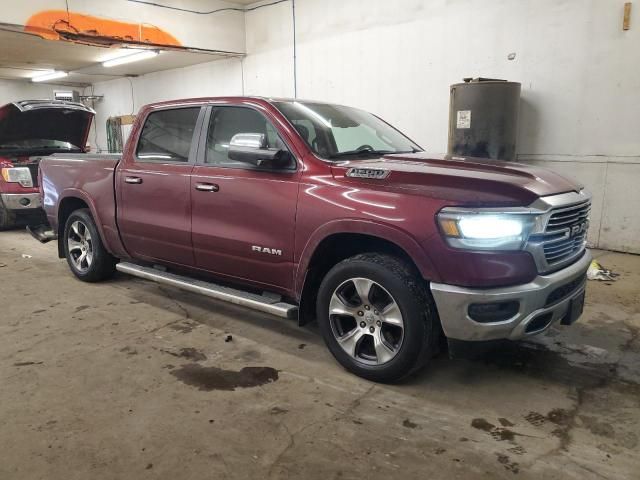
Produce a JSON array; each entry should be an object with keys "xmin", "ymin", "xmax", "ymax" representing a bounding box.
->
[{"xmin": 1, "ymin": 230, "xmax": 639, "ymax": 480}]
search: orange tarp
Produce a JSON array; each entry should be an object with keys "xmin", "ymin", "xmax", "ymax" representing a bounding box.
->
[{"xmin": 25, "ymin": 10, "xmax": 181, "ymax": 46}]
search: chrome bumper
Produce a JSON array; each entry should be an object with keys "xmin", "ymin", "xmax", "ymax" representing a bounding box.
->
[
  {"xmin": 430, "ymin": 250, "xmax": 591, "ymax": 341},
  {"xmin": 1, "ymin": 193, "xmax": 42, "ymax": 210}
]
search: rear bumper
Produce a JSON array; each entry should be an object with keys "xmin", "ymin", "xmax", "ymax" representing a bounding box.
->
[
  {"xmin": 430, "ymin": 250, "xmax": 591, "ymax": 341},
  {"xmin": 1, "ymin": 193, "xmax": 42, "ymax": 210}
]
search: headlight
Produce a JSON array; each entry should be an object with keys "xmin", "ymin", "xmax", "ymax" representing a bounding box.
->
[
  {"xmin": 1, "ymin": 167, "xmax": 33, "ymax": 188},
  {"xmin": 438, "ymin": 209, "xmax": 539, "ymax": 250}
]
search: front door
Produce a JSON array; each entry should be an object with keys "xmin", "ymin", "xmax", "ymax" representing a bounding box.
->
[
  {"xmin": 117, "ymin": 106, "xmax": 204, "ymax": 266},
  {"xmin": 190, "ymin": 105, "xmax": 300, "ymax": 291}
]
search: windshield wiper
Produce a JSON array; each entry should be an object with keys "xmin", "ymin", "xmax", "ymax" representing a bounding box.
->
[{"xmin": 329, "ymin": 149, "xmax": 396, "ymax": 159}]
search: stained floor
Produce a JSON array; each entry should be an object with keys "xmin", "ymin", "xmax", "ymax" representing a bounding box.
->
[{"xmin": 1, "ymin": 230, "xmax": 639, "ymax": 479}]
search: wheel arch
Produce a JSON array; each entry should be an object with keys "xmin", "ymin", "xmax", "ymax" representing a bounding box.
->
[
  {"xmin": 56, "ymin": 192, "xmax": 103, "ymax": 259},
  {"xmin": 296, "ymin": 222, "xmax": 441, "ymax": 325}
]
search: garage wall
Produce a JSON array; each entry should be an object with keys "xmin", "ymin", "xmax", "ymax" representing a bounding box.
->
[
  {"xmin": 90, "ymin": 0, "xmax": 640, "ymax": 253},
  {"xmin": 0, "ymin": 78, "xmax": 70, "ymax": 106},
  {"xmin": 87, "ymin": 57, "xmax": 243, "ymax": 152}
]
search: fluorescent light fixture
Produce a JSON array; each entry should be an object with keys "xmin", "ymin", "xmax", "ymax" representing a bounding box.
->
[
  {"xmin": 103, "ymin": 50, "xmax": 160, "ymax": 67},
  {"xmin": 99, "ymin": 48, "xmax": 144, "ymax": 62},
  {"xmin": 31, "ymin": 70, "xmax": 68, "ymax": 83}
]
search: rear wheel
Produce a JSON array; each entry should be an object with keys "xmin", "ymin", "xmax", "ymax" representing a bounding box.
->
[
  {"xmin": 64, "ymin": 209, "xmax": 116, "ymax": 282},
  {"xmin": 317, "ymin": 253, "xmax": 439, "ymax": 383}
]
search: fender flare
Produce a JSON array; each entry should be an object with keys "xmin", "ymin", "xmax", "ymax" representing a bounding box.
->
[
  {"xmin": 294, "ymin": 219, "xmax": 442, "ymax": 297},
  {"xmin": 56, "ymin": 188, "xmax": 112, "ymax": 256}
]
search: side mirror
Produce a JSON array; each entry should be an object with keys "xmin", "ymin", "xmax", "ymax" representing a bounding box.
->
[{"xmin": 228, "ymin": 133, "xmax": 292, "ymax": 169}]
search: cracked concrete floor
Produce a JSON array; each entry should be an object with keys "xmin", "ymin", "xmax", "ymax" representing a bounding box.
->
[{"xmin": 1, "ymin": 230, "xmax": 639, "ymax": 479}]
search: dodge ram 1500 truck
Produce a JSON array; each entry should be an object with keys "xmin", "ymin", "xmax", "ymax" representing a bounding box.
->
[
  {"xmin": 38, "ymin": 97, "xmax": 591, "ymax": 382},
  {"xmin": 0, "ymin": 100, "xmax": 94, "ymax": 229}
]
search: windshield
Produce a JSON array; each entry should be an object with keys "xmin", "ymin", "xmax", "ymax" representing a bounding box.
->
[
  {"xmin": 275, "ymin": 101, "xmax": 422, "ymax": 160},
  {"xmin": 0, "ymin": 139, "xmax": 80, "ymax": 151}
]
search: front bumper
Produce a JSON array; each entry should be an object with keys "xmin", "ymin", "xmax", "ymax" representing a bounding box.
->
[
  {"xmin": 430, "ymin": 250, "xmax": 591, "ymax": 341},
  {"xmin": 1, "ymin": 193, "xmax": 42, "ymax": 210}
]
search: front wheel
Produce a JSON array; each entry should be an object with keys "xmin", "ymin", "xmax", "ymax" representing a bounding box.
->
[
  {"xmin": 317, "ymin": 253, "xmax": 439, "ymax": 383},
  {"xmin": 63, "ymin": 209, "xmax": 116, "ymax": 282}
]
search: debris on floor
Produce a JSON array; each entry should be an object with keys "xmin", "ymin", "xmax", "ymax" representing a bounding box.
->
[
  {"xmin": 21, "ymin": 254, "xmax": 32, "ymax": 259},
  {"xmin": 587, "ymin": 260, "xmax": 618, "ymax": 281},
  {"xmin": 225, "ymin": 335, "xmax": 233, "ymax": 343}
]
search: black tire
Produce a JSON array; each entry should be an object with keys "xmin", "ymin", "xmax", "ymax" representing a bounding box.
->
[
  {"xmin": 0, "ymin": 204, "xmax": 16, "ymax": 231},
  {"xmin": 317, "ymin": 253, "xmax": 439, "ymax": 383},
  {"xmin": 63, "ymin": 208, "xmax": 116, "ymax": 282}
]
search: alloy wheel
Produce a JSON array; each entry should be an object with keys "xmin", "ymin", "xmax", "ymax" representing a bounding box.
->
[
  {"xmin": 329, "ymin": 277, "xmax": 405, "ymax": 365},
  {"xmin": 67, "ymin": 220, "xmax": 94, "ymax": 273}
]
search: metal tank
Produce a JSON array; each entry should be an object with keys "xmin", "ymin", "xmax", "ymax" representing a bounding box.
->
[{"xmin": 447, "ymin": 78, "xmax": 521, "ymax": 161}]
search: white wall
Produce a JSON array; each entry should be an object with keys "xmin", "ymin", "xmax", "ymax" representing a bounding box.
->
[
  {"xmin": 87, "ymin": 57, "xmax": 244, "ymax": 152},
  {"xmin": 0, "ymin": 78, "xmax": 70, "ymax": 105},
  {"xmin": 90, "ymin": 0, "xmax": 640, "ymax": 253}
]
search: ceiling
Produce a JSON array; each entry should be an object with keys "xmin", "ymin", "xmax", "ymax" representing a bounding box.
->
[{"xmin": 0, "ymin": 30, "xmax": 238, "ymax": 87}]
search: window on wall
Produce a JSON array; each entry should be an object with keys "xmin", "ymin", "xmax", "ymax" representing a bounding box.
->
[
  {"xmin": 206, "ymin": 106, "xmax": 287, "ymax": 167},
  {"xmin": 136, "ymin": 107, "xmax": 200, "ymax": 162}
]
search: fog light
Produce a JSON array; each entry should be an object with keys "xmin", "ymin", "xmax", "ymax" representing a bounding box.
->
[
  {"xmin": 19, "ymin": 197, "xmax": 31, "ymax": 207},
  {"xmin": 468, "ymin": 301, "xmax": 520, "ymax": 323}
]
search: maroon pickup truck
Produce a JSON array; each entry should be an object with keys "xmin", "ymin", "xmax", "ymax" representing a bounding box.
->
[{"xmin": 38, "ymin": 97, "xmax": 591, "ymax": 382}]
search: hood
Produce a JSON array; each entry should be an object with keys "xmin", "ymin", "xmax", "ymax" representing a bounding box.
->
[
  {"xmin": 331, "ymin": 152, "xmax": 582, "ymax": 207},
  {"xmin": 0, "ymin": 100, "xmax": 94, "ymax": 152}
]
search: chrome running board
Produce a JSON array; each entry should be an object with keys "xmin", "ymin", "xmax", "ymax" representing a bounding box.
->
[{"xmin": 116, "ymin": 262, "xmax": 298, "ymax": 319}]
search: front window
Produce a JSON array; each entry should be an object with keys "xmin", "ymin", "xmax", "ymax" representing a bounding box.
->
[{"xmin": 275, "ymin": 101, "xmax": 421, "ymax": 160}]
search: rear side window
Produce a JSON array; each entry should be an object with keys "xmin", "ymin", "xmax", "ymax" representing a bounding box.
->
[{"xmin": 136, "ymin": 107, "xmax": 200, "ymax": 162}]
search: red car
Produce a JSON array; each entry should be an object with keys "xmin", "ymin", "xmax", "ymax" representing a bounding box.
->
[
  {"xmin": 0, "ymin": 100, "xmax": 94, "ymax": 229},
  {"xmin": 38, "ymin": 97, "xmax": 591, "ymax": 382}
]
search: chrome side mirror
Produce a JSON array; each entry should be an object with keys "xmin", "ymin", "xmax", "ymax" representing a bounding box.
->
[
  {"xmin": 229, "ymin": 133, "xmax": 268, "ymax": 150},
  {"xmin": 228, "ymin": 133, "xmax": 292, "ymax": 169}
]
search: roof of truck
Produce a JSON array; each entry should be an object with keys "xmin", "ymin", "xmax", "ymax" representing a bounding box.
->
[{"xmin": 142, "ymin": 96, "xmax": 339, "ymax": 110}]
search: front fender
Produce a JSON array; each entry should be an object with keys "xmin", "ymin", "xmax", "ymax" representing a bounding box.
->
[{"xmin": 294, "ymin": 218, "xmax": 442, "ymax": 297}]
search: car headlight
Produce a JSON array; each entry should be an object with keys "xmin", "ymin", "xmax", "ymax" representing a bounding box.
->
[
  {"xmin": 438, "ymin": 209, "xmax": 540, "ymax": 250},
  {"xmin": 1, "ymin": 167, "xmax": 33, "ymax": 188}
]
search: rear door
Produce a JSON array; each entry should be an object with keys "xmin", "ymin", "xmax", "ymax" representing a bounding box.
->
[
  {"xmin": 190, "ymin": 104, "xmax": 300, "ymax": 291},
  {"xmin": 117, "ymin": 105, "xmax": 204, "ymax": 266}
]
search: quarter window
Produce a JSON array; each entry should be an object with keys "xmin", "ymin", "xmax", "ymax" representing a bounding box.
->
[{"xmin": 136, "ymin": 107, "xmax": 200, "ymax": 162}]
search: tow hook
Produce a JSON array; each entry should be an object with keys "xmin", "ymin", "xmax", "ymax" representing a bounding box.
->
[{"xmin": 27, "ymin": 224, "xmax": 57, "ymax": 244}]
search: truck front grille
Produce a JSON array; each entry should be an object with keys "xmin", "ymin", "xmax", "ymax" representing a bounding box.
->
[{"xmin": 541, "ymin": 201, "xmax": 590, "ymax": 267}]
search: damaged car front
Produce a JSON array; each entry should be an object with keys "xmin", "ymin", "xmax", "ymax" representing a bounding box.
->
[{"xmin": 0, "ymin": 100, "xmax": 94, "ymax": 230}]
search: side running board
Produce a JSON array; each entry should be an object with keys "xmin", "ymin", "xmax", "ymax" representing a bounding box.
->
[{"xmin": 116, "ymin": 262, "xmax": 298, "ymax": 319}]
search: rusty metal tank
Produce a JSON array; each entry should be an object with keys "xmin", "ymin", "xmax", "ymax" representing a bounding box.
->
[{"xmin": 447, "ymin": 78, "xmax": 521, "ymax": 161}]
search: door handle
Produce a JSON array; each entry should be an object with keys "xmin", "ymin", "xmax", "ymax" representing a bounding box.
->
[
  {"xmin": 195, "ymin": 183, "xmax": 219, "ymax": 192},
  {"xmin": 124, "ymin": 176, "xmax": 143, "ymax": 184}
]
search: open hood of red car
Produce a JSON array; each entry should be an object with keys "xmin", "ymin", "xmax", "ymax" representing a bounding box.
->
[{"xmin": 0, "ymin": 100, "xmax": 94, "ymax": 152}]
